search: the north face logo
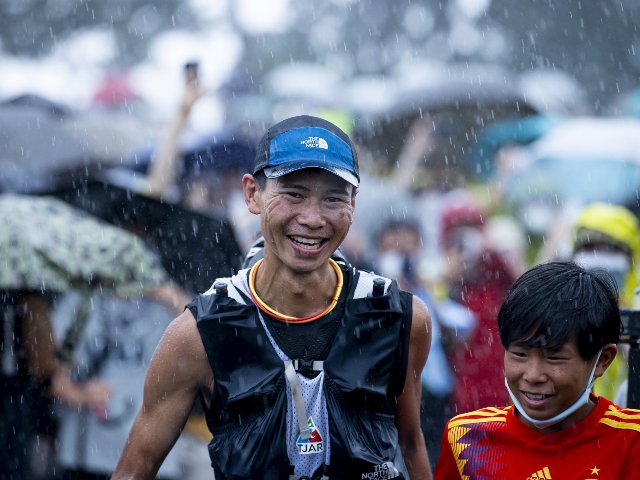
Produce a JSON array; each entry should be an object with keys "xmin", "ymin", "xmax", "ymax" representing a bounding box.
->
[
  {"xmin": 300, "ymin": 136, "xmax": 328, "ymax": 149},
  {"xmin": 296, "ymin": 417, "xmax": 323, "ymax": 455}
]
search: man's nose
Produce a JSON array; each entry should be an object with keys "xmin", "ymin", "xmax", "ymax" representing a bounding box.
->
[{"xmin": 297, "ymin": 200, "xmax": 326, "ymax": 228}]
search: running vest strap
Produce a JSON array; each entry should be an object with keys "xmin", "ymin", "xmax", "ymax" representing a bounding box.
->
[{"xmin": 189, "ymin": 265, "xmax": 412, "ymax": 480}]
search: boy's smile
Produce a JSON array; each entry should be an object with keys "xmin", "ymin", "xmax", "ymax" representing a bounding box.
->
[{"xmin": 504, "ymin": 339, "xmax": 604, "ymax": 431}]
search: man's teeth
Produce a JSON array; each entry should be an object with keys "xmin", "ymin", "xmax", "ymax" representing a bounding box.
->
[{"xmin": 291, "ymin": 236, "xmax": 322, "ymax": 247}]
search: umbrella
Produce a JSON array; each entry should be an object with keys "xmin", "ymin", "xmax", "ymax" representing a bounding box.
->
[
  {"xmin": 0, "ymin": 95, "xmax": 153, "ymax": 194},
  {"xmin": 0, "ymin": 104, "xmax": 93, "ymax": 193},
  {"xmin": 53, "ymin": 177, "xmax": 244, "ymax": 295},
  {"xmin": 129, "ymin": 129, "xmax": 256, "ymax": 180},
  {"xmin": 60, "ymin": 110, "xmax": 155, "ymax": 167},
  {"xmin": 0, "ymin": 193, "xmax": 168, "ymax": 296},
  {"xmin": 352, "ymin": 76, "xmax": 540, "ymax": 181}
]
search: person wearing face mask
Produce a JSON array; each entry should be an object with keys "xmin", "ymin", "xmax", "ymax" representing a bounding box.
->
[
  {"xmin": 373, "ymin": 219, "xmax": 475, "ymax": 470},
  {"xmin": 438, "ymin": 201, "xmax": 516, "ymax": 415},
  {"xmin": 435, "ymin": 261, "xmax": 640, "ymax": 479},
  {"xmin": 571, "ymin": 202, "xmax": 640, "ymax": 404}
]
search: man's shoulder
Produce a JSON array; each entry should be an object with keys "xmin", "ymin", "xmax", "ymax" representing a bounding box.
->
[{"xmin": 446, "ymin": 406, "xmax": 512, "ymax": 430}]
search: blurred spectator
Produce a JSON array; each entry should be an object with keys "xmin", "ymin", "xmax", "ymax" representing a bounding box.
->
[
  {"xmin": 571, "ymin": 202, "xmax": 640, "ymax": 404},
  {"xmin": 92, "ymin": 72, "xmax": 141, "ymax": 110},
  {"xmin": 1, "ymin": 291, "xmax": 111, "ymax": 480},
  {"xmin": 373, "ymin": 218, "xmax": 474, "ymax": 469},
  {"xmin": 438, "ymin": 199, "xmax": 516, "ymax": 414},
  {"xmin": 485, "ymin": 215, "xmax": 528, "ymax": 279},
  {"xmin": 52, "ymin": 291, "xmax": 185, "ymax": 480}
]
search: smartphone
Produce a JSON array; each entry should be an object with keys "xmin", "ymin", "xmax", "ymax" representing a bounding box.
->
[{"xmin": 184, "ymin": 61, "xmax": 199, "ymax": 83}]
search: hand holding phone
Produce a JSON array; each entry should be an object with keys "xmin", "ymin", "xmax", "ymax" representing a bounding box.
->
[{"xmin": 184, "ymin": 61, "xmax": 199, "ymax": 84}]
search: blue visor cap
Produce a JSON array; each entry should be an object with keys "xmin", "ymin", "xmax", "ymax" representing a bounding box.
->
[{"xmin": 263, "ymin": 126, "xmax": 359, "ymax": 187}]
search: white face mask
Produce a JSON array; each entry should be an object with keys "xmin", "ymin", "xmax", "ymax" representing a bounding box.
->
[
  {"xmin": 573, "ymin": 250, "xmax": 630, "ymax": 293},
  {"xmin": 505, "ymin": 349, "xmax": 602, "ymax": 430}
]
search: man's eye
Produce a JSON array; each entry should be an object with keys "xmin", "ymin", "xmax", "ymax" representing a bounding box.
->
[{"xmin": 326, "ymin": 196, "xmax": 345, "ymax": 203}]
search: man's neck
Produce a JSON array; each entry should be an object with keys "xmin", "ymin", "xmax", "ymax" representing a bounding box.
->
[{"xmin": 253, "ymin": 260, "xmax": 337, "ymax": 318}]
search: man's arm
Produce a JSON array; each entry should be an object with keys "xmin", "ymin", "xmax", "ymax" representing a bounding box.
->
[
  {"xmin": 396, "ymin": 295, "xmax": 432, "ymax": 480},
  {"xmin": 112, "ymin": 309, "xmax": 213, "ymax": 479}
]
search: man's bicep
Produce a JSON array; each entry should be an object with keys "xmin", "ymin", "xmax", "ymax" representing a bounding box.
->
[
  {"xmin": 394, "ymin": 295, "xmax": 433, "ymax": 479},
  {"xmin": 409, "ymin": 295, "xmax": 431, "ymax": 388},
  {"xmin": 114, "ymin": 310, "xmax": 211, "ymax": 478}
]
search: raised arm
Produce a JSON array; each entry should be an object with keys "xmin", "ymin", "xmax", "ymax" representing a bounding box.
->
[
  {"xmin": 112, "ymin": 309, "xmax": 213, "ymax": 479},
  {"xmin": 145, "ymin": 78, "xmax": 204, "ymax": 198},
  {"xmin": 396, "ymin": 295, "xmax": 433, "ymax": 480}
]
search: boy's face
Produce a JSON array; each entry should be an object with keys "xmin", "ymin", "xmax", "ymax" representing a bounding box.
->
[{"xmin": 504, "ymin": 339, "xmax": 602, "ymax": 430}]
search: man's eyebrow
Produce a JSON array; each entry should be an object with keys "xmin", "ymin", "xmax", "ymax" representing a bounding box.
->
[
  {"xmin": 278, "ymin": 182, "xmax": 350, "ymax": 195},
  {"xmin": 278, "ymin": 182, "xmax": 309, "ymax": 190}
]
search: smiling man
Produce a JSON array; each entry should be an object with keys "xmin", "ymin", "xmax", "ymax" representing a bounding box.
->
[
  {"xmin": 435, "ymin": 261, "xmax": 640, "ymax": 479},
  {"xmin": 113, "ymin": 115, "xmax": 432, "ymax": 480}
]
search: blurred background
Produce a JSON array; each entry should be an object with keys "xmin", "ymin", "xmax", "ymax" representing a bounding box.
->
[{"xmin": 3, "ymin": 1, "xmax": 640, "ymax": 478}]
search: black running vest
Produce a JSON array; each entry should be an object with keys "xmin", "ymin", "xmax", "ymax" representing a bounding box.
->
[{"xmin": 188, "ymin": 265, "xmax": 413, "ymax": 480}]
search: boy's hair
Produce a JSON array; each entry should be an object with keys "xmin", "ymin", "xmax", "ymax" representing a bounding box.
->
[{"xmin": 497, "ymin": 261, "xmax": 622, "ymax": 360}]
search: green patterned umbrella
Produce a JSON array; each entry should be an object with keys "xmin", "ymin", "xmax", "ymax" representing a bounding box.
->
[{"xmin": 0, "ymin": 194, "xmax": 168, "ymax": 296}]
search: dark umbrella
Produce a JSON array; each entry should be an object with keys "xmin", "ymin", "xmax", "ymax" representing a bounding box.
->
[
  {"xmin": 53, "ymin": 177, "xmax": 243, "ymax": 295},
  {"xmin": 129, "ymin": 129, "xmax": 256, "ymax": 180},
  {"xmin": 353, "ymin": 78, "xmax": 540, "ymax": 181}
]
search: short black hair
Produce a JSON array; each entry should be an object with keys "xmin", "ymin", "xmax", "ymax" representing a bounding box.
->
[{"xmin": 497, "ymin": 261, "xmax": 622, "ymax": 360}]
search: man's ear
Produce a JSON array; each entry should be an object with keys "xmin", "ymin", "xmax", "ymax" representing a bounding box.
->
[
  {"xmin": 595, "ymin": 343, "xmax": 618, "ymax": 378},
  {"xmin": 242, "ymin": 174, "xmax": 261, "ymax": 215}
]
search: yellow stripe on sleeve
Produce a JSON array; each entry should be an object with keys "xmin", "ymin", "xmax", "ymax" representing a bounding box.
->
[{"xmin": 599, "ymin": 417, "xmax": 640, "ymax": 433}]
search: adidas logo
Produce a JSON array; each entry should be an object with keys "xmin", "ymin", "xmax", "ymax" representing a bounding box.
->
[
  {"xmin": 527, "ymin": 467, "xmax": 552, "ymax": 479},
  {"xmin": 300, "ymin": 136, "xmax": 328, "ymax": 149}
]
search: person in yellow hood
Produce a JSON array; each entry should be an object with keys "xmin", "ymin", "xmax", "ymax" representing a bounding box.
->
[{"xmin": 572, "ymin": 202, "xmax": 640, "ymax": 401}]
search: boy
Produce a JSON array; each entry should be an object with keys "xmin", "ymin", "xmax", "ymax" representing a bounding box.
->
[{"xmin": 435, "ymin": 261, "xmax": 640, "ymax": 479}]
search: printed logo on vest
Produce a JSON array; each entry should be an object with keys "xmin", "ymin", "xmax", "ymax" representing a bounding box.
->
[
  {"xmin": 300, "ymin": 136, "xmax": 329, "ymax": 149},
  {"xmin": 361, "ymin": 462, "xmax": 400, "ymax": 479},
  {"xmin": 296, "ymin": 417, "xmax": 324, "ymax": 455}
]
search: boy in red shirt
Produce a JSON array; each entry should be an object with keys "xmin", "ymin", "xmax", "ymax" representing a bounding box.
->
[{"xmin": 436, "ymin": 261, "xmax": 640, "ymax": 479}]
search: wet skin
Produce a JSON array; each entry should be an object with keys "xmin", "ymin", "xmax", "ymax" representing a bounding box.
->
[{"xmin": 243, "ymin": 168, "xmax": 356, "ymax": 317}]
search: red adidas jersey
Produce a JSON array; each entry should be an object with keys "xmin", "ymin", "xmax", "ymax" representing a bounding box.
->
[{"xmin": 435, "ymin": 396, "xmax": 640, "ymax": 479}]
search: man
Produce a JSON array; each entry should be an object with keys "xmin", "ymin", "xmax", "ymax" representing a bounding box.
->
[
  {"xmin": 113, "ymin": 115, "xmax": 432, "ymax": 479},
  {"xmin": 435, "ymin": 262, "xmax": 640, "ymax": 479}
]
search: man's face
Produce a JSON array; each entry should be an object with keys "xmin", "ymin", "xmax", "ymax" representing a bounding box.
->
[
  {"xmin": 249, "ymin": 168, "xmax": 355, "ymax": 273},
  {"xmin": 504, "ymin": 339, "xmax": 597, "ymax": 430}
]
